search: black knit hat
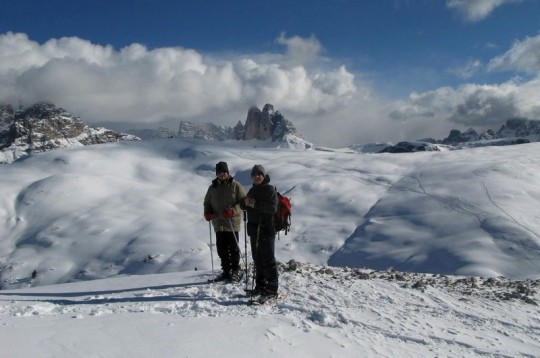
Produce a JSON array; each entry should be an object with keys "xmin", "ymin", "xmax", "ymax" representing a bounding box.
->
[
  {"xmin": 251, "ymin": 164, "xmax": 266, "ymax": 176},
  {"xmin": 216, "ymin": 161, "xmax": 229, "ymax": 174}
]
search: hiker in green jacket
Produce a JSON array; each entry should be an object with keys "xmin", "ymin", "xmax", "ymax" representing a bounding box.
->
[{"xmin": 204, "ymin": 161, "xmax": 246, "ymax": 282}]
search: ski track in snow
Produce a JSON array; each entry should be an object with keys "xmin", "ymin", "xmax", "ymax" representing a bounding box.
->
[
  {"xmin": 1, "ymin": 262, "xmax": 539, "ymax": 357},
  {"xmin": 378, "ymin": 162, "xmax": 540, "ymax": 266}
]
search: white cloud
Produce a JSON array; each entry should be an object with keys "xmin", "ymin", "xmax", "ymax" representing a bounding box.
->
[
  {"xmin": 446, "ymin": 0, "xmax": 520, "ymax": 22},
  {"xmin": 313, "ymin": 65, "xmax": 358, "ymax": 98},
  {"xmin": 446, "ymin": 83, "xmax": 520, "ymax": 126},
  {"xmin": 488, "ymin": 34, "xmax": 540, "ymax": 74},
  {"xmin": 0, "ymin": 32, "xmax": 357, "ymax": 128},
  {"xmin": 276, "ymin": 33, "xmax": 324, "ymax": 67},
  {"xmin": 389, "ymin": 79, "xmax": 540, "ymax": 131}
]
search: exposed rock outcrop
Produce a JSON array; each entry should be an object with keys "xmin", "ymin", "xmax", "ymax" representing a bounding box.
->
[
  {"xmin": 379, "ymin": 141, "xmax": 441, "ymax": 153},
  {"xmin": 1, "ymin": 103, "xmax": 139, "ymax": 163}
]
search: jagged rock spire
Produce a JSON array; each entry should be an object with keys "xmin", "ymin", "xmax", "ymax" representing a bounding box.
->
[{"xmin": 243, "ymin": 103, "xmax": 300, "ymax": 141}]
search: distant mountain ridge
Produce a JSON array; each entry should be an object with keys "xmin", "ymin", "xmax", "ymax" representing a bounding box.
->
[
  {"xmin": 441, "ymin": 118, "xmax": 540, "ymax": 145},
  {"xmin": 0, "ymin": 103, "xmax": 140, "ymax": 164},
  {"xmin": 178, "ymin": 121, "xmax": 236, "ymax": 141},
  {"xmin": 129, "ymin": 103, "xmax": 311, "ymax": 149},
  {"xmin": 4, "ymin": 102, "xmax": 537, "ymax": 160},
  {"xmin": 1, "ymin": 102, "xmax": 310, "ymax": 164},
  {"xmin": 357, "ymin": 117, "xmax": 540, "ymax": 153}
]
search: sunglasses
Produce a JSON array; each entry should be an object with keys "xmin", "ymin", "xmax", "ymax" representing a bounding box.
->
[{"xmin": 252, "ymin": 172, "xmax": 264, "ymax": 177}]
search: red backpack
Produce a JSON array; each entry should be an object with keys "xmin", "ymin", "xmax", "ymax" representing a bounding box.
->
[{"xmin": 275, "ymin": 191, "xmax": 292, "ymax": 235}]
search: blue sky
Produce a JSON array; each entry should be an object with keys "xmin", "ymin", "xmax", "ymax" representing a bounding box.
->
[{"xmin": 1, "ymin": 0, "xmax": 539, "ymax": 146}]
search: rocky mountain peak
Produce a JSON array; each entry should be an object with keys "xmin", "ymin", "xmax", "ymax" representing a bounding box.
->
[
  {"xmin": 439, "ymin": 118, "xmax": 540, "ymax": 147},
  {"xmin": 171, "ymin": 103, "xmax": 305, "ymax": 147},
  {"xmin": 233, "ymin": 120, "xmax": 244, "ymax": 140},
  {"xmin": 244, "ymin": 105, "xmax": 272, "ymax": 140},
  {"xmin": 262, "ymin": 103, "xmax": 275, "ymax": 116},
  {"xmin": 497, "ymin": 117, "xmax": 540, "ymax": 139},
  {"xmin": 12, "ymin": 102, "xmax": 88, "ymax": 141},
  {"xmin": 178, "ymin": 121, "xmax": 233, "ymax": 141},
  {"xmin": 0, "ymin": 104, "xmax": 15, "ymax": 147},
  {"xmin": 242, "ymin": 103, "xmax": 301, "ymax": 141},
  {"xmin": 1, "ymin": 102, "xmax": 139, "ymax": 164},
  {"xmin": 442, "ymin": 128, "xmax": 479, "ymax": 144},
  {"xmin": 361, "ymin": 117, "xmax": 539, "ymax": 154},
  {"xmin": 0, "ymin": 103, "xmax": 15, "ymax": 118}
]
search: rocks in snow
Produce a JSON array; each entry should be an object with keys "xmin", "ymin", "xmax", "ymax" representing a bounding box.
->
[{"xmin": 279, "ymin": 260, "xmax": 539, "ymax": 306}]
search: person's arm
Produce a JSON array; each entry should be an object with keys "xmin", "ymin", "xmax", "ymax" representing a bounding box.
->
[
  {"xmin": 203, "ymin": 188, "xmax": 214, "ymax": 214},
  {"xmin": 234, "ymin": 182, "xmax": 247, "ymax": 214}
]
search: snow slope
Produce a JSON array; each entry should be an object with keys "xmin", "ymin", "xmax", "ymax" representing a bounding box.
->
[
  {"xmin": 0, "ymin": 138, "xmax": 539, "ymax": 357},
  {"xmin": 1, "ymin": 262, "xmax": 539, "ymax": 357},
  {"xmin": 1, "ymin": 138, "xmax": 539, "ymax": 288}
]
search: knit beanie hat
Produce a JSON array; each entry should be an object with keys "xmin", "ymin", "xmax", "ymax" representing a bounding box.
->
[
  {"xmin": 216, "ymin": 161, "xmax": 229, "ymax": 174},
  {"xmin": 251, "ymin": 164, "xmax": 266, "ymax": 176}
]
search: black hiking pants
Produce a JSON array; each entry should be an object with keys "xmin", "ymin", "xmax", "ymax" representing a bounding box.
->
[
  {"xmin": 216, "ymin": 231, "xmax": 240, "ymax": 273},
  {"xmin": 250, "ymin": 234, "xmax": 278, "ymax": 293}
]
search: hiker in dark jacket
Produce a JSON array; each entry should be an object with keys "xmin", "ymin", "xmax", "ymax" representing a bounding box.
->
[
  {"xmin": 240, "ymin": 164, "xmax": 278, "ymax": 298},
  {"xmin": 204, "ymin": 161, "xmax": 246, "ymax": 282}
]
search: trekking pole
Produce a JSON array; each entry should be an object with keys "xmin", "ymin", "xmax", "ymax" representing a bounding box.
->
[
  {"xmin": 249, "ymin": 224, "xmax": 260, "ymax": 301},
  {"xmin": 243, "ymin": 210, "xmax": 248, "ymax": 291},
  {"xmin": 208, "ymin": 221, "xmax": 215, "ymax": 276},
  {"xmin": 227, "ymin": 218, "xmax": 246, "ymax": 269}
]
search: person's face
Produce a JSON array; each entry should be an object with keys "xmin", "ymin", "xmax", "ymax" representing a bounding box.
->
[
  {"xmin": 251, "ymin": 172, "xmax": 264, "ymax": 185},
  {"xmin": 217, "ymin": 171, "xmax": 229, "ymax": 181}
]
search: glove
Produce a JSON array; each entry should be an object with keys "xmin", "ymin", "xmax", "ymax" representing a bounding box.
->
[
  {"xmin": 243, "ymin": 197, "xmax": 255, "ymax": 208},
  {"xmin": 204, "ymin": 212, "xmax": 214, "ymax": 221},
  {"xmin": 222, "ymin": 208, "xmax": 235, "ymax": 219}
]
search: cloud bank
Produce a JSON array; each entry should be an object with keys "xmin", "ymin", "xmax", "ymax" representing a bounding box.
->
[
  {"xmin": 0, "ymin": 32, "xmax": 356, "ymax": 125},
  {"xmin": 1, "ymin": 30, "xmax": 539, "ymax": 147}
]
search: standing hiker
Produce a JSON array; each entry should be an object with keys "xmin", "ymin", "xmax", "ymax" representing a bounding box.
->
[
  {"xmin": 204, "ymin": 161, "xmax": 246, "ymax": 282},
  {"xmin": 240, "ymin": 164, "xmax": 279, "ymax": 301}
]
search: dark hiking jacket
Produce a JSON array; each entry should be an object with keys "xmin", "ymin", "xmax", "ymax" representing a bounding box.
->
[{"xmin": 240, "ymin": 175, "xmax": 277, "ymax": 237}]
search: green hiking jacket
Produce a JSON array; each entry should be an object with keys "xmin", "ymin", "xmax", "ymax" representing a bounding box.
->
[{"xmin": 204, "ymin": 176, "xmax": 246, "ymax": 232}]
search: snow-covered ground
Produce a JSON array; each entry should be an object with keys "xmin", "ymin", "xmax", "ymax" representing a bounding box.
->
[{"xmin": 1, "ymin": 138, "xmax": 539, "ymax": 357}]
